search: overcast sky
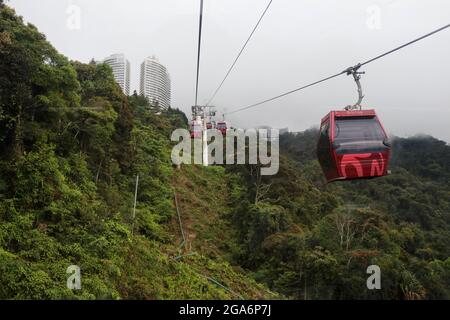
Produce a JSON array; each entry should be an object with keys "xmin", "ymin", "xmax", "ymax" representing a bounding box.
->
[{"xmin": 7, "ymin": 0, "xmax": 450, "ymax": 142}]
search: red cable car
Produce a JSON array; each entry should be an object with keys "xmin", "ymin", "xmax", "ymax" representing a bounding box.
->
[
  {"xmin": 190, "ymin": 126, "xmax": 202, "ymax": 139},
  {"xmin": 216, "ymin": 121, "xmax": 228, "ymax": 135},
  {"xmin": 317, "ymin": 109, "xmax": 391, "ymax": 182},
  {"xmin": 189, "ymin": 119, "xmax": 203, "ymax": 139},
  {"xmin": 317, "ymin": 66, "xmax": 391, "ymax": 182}
]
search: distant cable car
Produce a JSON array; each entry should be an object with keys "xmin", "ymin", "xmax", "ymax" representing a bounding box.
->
[
  {"xmin": 190, "ymin": 123, "xmax": 202, "ymax": 139},
  {"xmin": 317, "ymin": 66, "xmax": 392, "ymax": 182},
  {"xmin": 216, "ymin": 121, "xmax": 228, "ymax": 135},
  {"xmin": 190, "ymin": 118, "xmax": 203, "ymax": 139}
]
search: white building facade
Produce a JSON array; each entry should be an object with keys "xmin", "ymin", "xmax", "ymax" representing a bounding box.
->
[
  {"xmin": 103, "ymin": 54, "xmax": 131, "ymax": 96},
  {"xmin": 140, "ymin": 56, "xmax": 171, "ymax": 109}
]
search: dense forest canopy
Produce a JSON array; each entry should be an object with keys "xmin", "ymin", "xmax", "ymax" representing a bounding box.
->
[
  {"xmin": 0, "ymin": 2, "xmax": 448, "ymax": 299},
  {"xmin": 238, "ymin": 131, "xmax": 450, "ymax": 299},
  {"xmin": 1, "ymin": 3, "xmax": 269, "ymax": 299}
]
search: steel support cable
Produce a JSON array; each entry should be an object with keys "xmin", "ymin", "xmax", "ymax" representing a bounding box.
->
[
  {"xmin": 194, "ymin": 0, "xmax": 204, "ymax": 107},
  {"xmin": 225, "ymin": 23, "xmax": 450, "ymax": 115},
  {"xmin": 226, "ymin": 72, "xmax": 344, "ymax": 115},
  {"xmin": 174, "ymin": 193, "xmax": 186, "ymax": 249},
  {"xmin": 359, "ymin": 23, "xmax": 450, "ymax": 67},
  {"xmin": 206, "ymin": 0, "xmax": 274, "ymax": 106}
]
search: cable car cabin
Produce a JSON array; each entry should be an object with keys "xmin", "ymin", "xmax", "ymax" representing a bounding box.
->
[
  {"xmin": 317, "ymin": 109, "xmax": 391, "ymax": 183},
  {"xmin": 190, "ymin": 123, "xmax": 203, "ymax": 139},
  {"xmin": 216, "ymin": 121, "xmax": 228, "ymax": 135}
]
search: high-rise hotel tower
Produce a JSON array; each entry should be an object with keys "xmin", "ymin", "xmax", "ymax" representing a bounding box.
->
[
  {"xmin": 140, "ymin": 56, "xmax": 171, "ymax": 109},
  {"xmin": 103, "ymin": 54, "xmax": 131, "ymax": 96}
]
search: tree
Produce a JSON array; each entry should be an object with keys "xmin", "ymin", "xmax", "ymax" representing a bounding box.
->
[{"xmin": 0, "ymin": 6, "xmax": 80, "ymax": 158}]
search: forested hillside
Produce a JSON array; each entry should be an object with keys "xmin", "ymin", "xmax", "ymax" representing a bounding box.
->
[
  {"xmin": 0, "ymin": 1, "xmax": 448, "ymax": 300},
  {"xmin": 0, "ymin": 3, "xmax": 275, "ymax": 299},
  {"xmin": 235, "ymin": 131, "xmax": 450, "ymax": 299}
]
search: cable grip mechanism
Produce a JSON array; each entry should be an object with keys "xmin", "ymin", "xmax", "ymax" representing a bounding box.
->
[{"xmin": 344, "ymin": 63, "xmax": 365, "ymax": 110}]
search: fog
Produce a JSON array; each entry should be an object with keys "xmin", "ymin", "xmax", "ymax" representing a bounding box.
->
[{"xmin": 7, "ymin": 0, "xmax": 450, "ymax": 142}]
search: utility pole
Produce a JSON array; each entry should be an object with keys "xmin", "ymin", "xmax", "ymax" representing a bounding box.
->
[
  {"xmin": 202, "ymin": 106, "xmax": 208, "ymax": 166},
  {"xmin": 193, "ymin": 105, "xmax": 216, "ymax": 167}
]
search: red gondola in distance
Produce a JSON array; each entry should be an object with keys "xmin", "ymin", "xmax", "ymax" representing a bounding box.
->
[
  {"xmin": 317, "ymin": 109, "xmax": 391, "ymax": 183},
  {"xmin": 216, "ymin": 121, "xmax": 228, "ymax": 135},
  {"xmin": 189, "ymin": 119, "xmax": 203, "ymax": 139}
]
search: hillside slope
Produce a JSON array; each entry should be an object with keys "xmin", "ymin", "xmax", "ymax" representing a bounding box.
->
[
  {"xmin": 167, "ymin": 131, "xmax": 449, "ymax": 299},
  {"xmin": 0, "ymin": 3, "xmax": 276, "ymax": 300}
]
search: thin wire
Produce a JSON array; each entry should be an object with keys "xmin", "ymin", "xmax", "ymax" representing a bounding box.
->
[
  {"xmin": 360, "ymin": 23, "xmax": 450, "ymax": 67},
  {"xmin": 194, "ymin": 0, "xmax": 204, "ymax": 107},
  {"xmin": 225, "ymin": 23, "xmax": 450, "ymax": 115},
  {"xmin": 206, "ymin": 0, "xmax": 273, "ymax": 106},
  {"xmin": 174, "ymin": 193, "xmax": 186, "ymax": 249},
  {"xmin": 227, "ymin": 72, "xmax": 344, "ymax": 115}
]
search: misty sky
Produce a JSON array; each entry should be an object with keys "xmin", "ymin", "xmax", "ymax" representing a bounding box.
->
[{"xmin": 7, "ymin": 0, "xmax": 450, "ymax": 142}]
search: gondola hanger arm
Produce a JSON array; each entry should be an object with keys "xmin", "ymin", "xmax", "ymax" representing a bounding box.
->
[{"xmin": 344, "ymin": 64, "xmax": 365, "ymax": 110}]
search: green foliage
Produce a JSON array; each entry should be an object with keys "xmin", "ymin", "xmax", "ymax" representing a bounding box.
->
[
  {"xmin": 0, "ymin": 5, "xmax": 80, "ymax": 157},
  {"xmin": 223, "ymin": 131, "xmax": 449, "ymax": 299},
  {"xmin": 0, "ymin": 4, "xmax": 272, "ymax": 300}
]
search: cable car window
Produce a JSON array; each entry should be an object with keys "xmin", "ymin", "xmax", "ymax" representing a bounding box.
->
[
  {"xmin": 320, "ymin": 122, "xmax": 330, "ymax": 140},
  {"xmin": 317, "ymin": 122, "xmax": 334, "ymax": 172},
  {"xmin": 334, "ymin": 117, "xmax": 388, "ymax": 154}
]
